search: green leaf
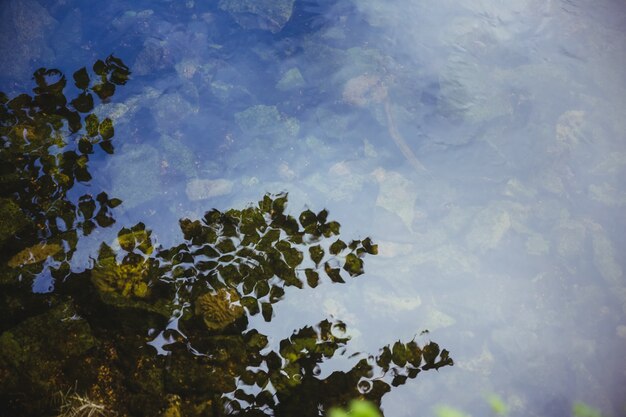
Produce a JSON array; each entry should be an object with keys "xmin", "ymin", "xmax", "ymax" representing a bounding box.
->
[
  {"xmin": 108, "ymin": 198, "xmax": 122, "ymax": 208},
  {"xmin": 324, "ymin": 262, "xmax": 344, "ymax": 283},
  {"xmin": 376, "ymin": 346, "xmax": 392, "ymax": 371},
  {"xmin": 572, "ymin": 402, "xmax": 602, "ymax": 417},
  {"xmin": 434, "ymin": 406, "xmax": 469, "ymax": 417},
  {"xmin": 309, "ymin": 245, "xmax": 324, "ymax": 265},
  {"xmin": 255, "ymin": 280, "xmax": 270, "ymax": 298},
  {"xmin": 73, "ymin": 67, "xmax": 90, "ymax": 89},
  {"xmin": 316, "ymin": 209, "xmax": 328, "ymax": 224},
  {"xmin": 350, "ymin": 400, "xmax": 382, "ymax": 417},
  {"xmin": 272, "ymin": 193, "xmax": 288, "ymax": 215},
  {"xmin": 305, "ymin": 269, "xmax": 319, "ymax": 288},
  {"xmin": 269, "ymin": 285, "xmax": 285, "ymax": 303},
  {"xmin": 322, "ymin": 220, "xmax": 340, "ymax": 237},
  {"xmin": 391, "ymin": 340, "xmax": 408, "ymax": 367},
  {"xmin": 329, "ymin": 239, "xmax": 347, "ymax": 255},
  {"xmin": 298, "ymin": 209, "xmax": 316, "ymax": 228},
  {"xmin": 241, "ymin": 296, "xmax": 259, "ymax": 315},
  {"xmin": 85, "ymin": 114, "xmax": 99, "ymax": 137},
  {"xmin": 361, "ymin": 237, "xmax": 378, "ymax": 255},
  {"xmin": 422, "ymin": 342, "xmax": 440, "ymax": 366},
  {"xmin": 99, "ymin": 117, "xmax": 114, "ymax": 140},
  {"xmin": 216, "ymin": 238, "xmax": 236, "ymax": 254},
  {"xmin": 486, "ymin": 394, "xmax": 508, "ymax": 416},
  {"xmin": 343, "ymin": 253, "xmax": 364, "ymax": 276},
  {"xmin": 406, "ymin": 340, "xmax": 422, "ymax": 367}
]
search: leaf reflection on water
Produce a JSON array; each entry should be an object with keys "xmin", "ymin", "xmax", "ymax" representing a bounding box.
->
[{"xmin": 0, "ymin": 60, "xmax": 452, "ymax": 417}]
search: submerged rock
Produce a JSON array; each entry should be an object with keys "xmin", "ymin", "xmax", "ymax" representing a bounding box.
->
[
  {"xmin": 0, "ymin": 0, "xmax": 56, "ymax": 81},
  {"xmin": 185, "ymin": 178, "xmax": 233, "ymax": 201},
  {"xmin": 234, "ymin": 104, "xmax": 299, "ymax": 147},
  {"xmin": 108, "ymin": 144, "xmax": 161, "ymax": 209},
  {"xmin": 218, "ymin": 0, "xmax": 295, "ymax": 33},
  {"xmin": 276, "ymin": 67, "xmax": 306, "ymax": 91}
]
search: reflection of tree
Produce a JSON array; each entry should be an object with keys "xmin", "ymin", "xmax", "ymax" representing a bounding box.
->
[
  {"xmin": 0, "ymin": 56, "xmax": 129, "ymax": 281},
  {"xmin": 1, "ymin": 193, "xmax": 453, "ymax": 417}
]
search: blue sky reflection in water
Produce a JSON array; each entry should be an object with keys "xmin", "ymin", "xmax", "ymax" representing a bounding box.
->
[{"xmin": 1, "ymin": 0, "xmax": 626, "ymax": 416}]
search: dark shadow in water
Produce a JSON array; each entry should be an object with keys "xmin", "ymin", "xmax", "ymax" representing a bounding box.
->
[{"xmin": 0, "ymin": 60, "xmax": 452, "ymax": 417}]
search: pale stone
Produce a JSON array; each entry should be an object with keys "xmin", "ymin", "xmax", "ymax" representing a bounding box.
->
[
  {"xmin": 186, "ymin": 178, "xmax": 233, "ymax": 201},
  {"xmin": 276, "ymin": 67, "xmax": 305, "ymax": 91},
  {"xmin": 466, "ymin": 206, "xmax": 511, "ymax": 252},
  {"xmin": 372, "ymin": 168, "xmax": 417, "ymax": 231}
]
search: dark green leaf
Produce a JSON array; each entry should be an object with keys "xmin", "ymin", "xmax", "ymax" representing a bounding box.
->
[
  {"xmin": 99, "ymin": 140, "xmax": 114, "ymax": 154},
  {"xmin": 376, "ymin": 346, "xmax": 392, "ymax": 371},
  {"xmin": 329, "ymin": 239, "xmax": 347, "ymax": 255},
  {"xmin": 391, "ymin": 374, "xmax": 408, "ymax": 387},
  {"xmin": 78, "ymin": 137, "xmax": 93, "ymax": 154},
  {"xmin": 316, "ymin": 209, "xmax": 328, "ymax": 224},
  {"xmin": 261, "ymin": 302, "xmax": 273, "ymax": 322},
  {"xmin": 324, "ymin": 262, "xmax": 344, "ymax": 283},
  {"xmin": 298, "ymin": 209, "xmax": 317, "ymax": 228},
  {"xmin": 78, "ymin": 196, "xmax": 96, "ymax": 219},
  {"xmin": 81, "ymin": 219, "xmax": 96, "ymax": 236},
  {"xmin": 391, "ymin": 341, "xmax": 407, "ymax": 367},
  {"xmin": 93, "ymin": 60, "xmax": 107, "ymax": 76},
  {"xmin": 406, "ymin": 341, "xmax": 422, "ymax": 367},
  {"xmin": 70, "ymin": 92, "xmax": 94, "ymax": 113},
  {"xmin": 305, "ymin": 269, "xmax": 319, "ymax": 288},
  {"xmin": 94, "ymin": 210, "xmax": 115, "ymax": 228},
  {"xmin": 73, "ymin": 67, "xmax": 90, "ymax": 89},
  {"xmin": 422, "ymin": 342, "xmax": 440, "ymax": 367},
  {"xmin": 92, "ymin": 81, "xmax": 115, "ymax": 100},
  {"xmin": 255, "ymin": 280, "xmax": 270, "ymax": 298}
]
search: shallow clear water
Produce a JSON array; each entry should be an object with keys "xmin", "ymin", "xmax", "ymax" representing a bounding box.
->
[{"xmin": 1, "ymin": 0, "xmax": 626, "ymax": 416}]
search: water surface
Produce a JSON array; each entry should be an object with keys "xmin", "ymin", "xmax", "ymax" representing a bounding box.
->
[{"xmin": 1, "ymin": 0, "xmax": 626, "ymax": 416}]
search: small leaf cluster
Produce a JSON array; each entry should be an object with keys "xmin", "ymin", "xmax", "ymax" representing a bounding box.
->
[
  {"xmin": 157, "ymin": 193, "xmax": 378, "ymax": 322},
  {"xmin": 0, "ymin": 58, "xmax": 128, "ymax": 276}
]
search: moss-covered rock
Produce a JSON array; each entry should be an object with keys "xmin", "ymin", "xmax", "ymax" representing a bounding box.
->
[
  {"xmin": 0, "ymin": 198, "xmax": 31, "ymax": 246},
  {"xmin": 194, "ymin": 288, "xmax": 245, "ymax": 331},
  {"xmin": 0, "ymin": 300, "xmax": 96, "ymax": 415}
]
